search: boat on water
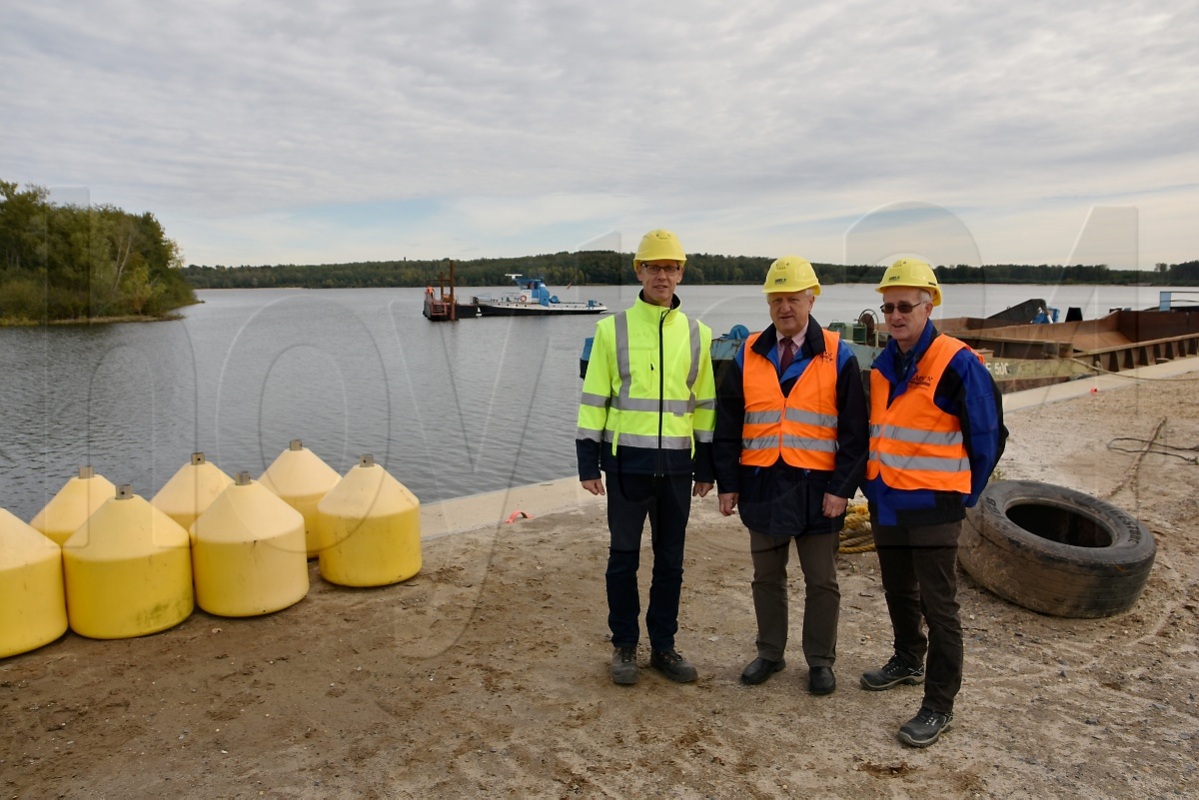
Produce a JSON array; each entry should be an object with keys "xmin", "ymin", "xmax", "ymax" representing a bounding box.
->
[
  {"xmin": 823, "ymin": 305, "xmax": 1089, "ymax": 393},
  {"xmin": 422, "ymin": 262, "xmax": 478, "ymax": 322},
  {"xmin": 933, "ymin": 293, "xmax": 1199, "ymax": 388},
  {"xmin": 422, "ymin": 288, "xmax": 450, "ymax": 321},
  {"xmin": 582, "ymin": 292, "xmax": 1199, "ymax": 394},
  {"xmin": 828, "ymin": 291, "xmax": 1199, "ymax": 392},
  {"xmin": 466, "ymin": 274, "xmax": 607, "ymax": 317}
]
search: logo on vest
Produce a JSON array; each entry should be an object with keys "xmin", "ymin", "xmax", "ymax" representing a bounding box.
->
[{"xmin": 908, "ymin": 373, "xmax": 934, "ymax": 389}]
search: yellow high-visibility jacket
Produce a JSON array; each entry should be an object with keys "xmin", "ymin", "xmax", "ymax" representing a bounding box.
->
[{"xmin": 576, "ymin": 294, "xmax": 715, "ymax": 480}]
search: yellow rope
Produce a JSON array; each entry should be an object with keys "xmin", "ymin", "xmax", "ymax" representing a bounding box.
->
[{"xmin": 839, "ymin": 501, "xmax": 874, "ymax": 554}]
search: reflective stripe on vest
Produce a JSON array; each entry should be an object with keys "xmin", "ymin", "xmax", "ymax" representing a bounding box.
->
[
  {"xmin": 604, "ymin": 307, "xmax": 704, "ymax": 451},
  {"xmin": 866, "ymin": 335, "xmax": 978, "ymax": 492},
  {"xmin": 740, "ymin": 328, "xmax": 840, "ymax": 469}
]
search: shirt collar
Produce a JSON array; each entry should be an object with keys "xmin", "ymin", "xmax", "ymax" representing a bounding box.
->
[{"xmin": 777, "ymin": 324, "xmax": 808, "ymax": 351}]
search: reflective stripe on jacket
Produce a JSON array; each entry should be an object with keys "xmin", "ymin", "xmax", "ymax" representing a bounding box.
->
[
  {"xmin": 740, "ymin": 328, "xmax": 840, "ymax": 469},
  {"xmin": 867, "ymin": 335, "xmax": 980, "ymax": 493},
  {"xmin": 576, "ymin": 295, "xmax": 715, "ymax": 460}
]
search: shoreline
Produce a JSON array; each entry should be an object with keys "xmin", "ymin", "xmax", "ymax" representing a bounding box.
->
[
  {"xmin": 0, "ymin": 312, "xmax": 185, "ymax": 327},
  {"xmin": 420, "ymin": 353, "xmax": 1199, "ymax": 538}
]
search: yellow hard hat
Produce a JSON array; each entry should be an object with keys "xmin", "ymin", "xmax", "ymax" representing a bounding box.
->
[
  {"xmin": 633, "ymin": 229, "xmax": 686, "ymax": 267},
  {"xmin": 876, "ymin": 258, "xmax": 942, "ymax": 307},
  {"xmin": 762, "ymin": 256, "xmax": 821, "ymax": 295}
]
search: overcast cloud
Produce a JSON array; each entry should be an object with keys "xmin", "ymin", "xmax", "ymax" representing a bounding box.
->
[{"xmin": 2, "ymin": 1, "xmax": 1196, "ymax": 268}]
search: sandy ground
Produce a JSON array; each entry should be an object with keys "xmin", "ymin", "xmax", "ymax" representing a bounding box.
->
[{"xmin": 3, "ymin": 364, "xmax": 1199, "ymax": 799}]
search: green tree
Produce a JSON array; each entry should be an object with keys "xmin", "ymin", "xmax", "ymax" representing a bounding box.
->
[{"xmin": 0, "ymin": 179, "xmax": 195, "ymax": 322}]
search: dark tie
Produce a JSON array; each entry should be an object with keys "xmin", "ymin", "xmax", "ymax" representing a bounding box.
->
[{"xmin": 779, "ymin": 338, "xmax": 795, "ymax": 373}]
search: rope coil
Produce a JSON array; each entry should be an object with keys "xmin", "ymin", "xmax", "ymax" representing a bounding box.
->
[{"xmin": 839, "ymin": 502, "xmax": 874, "ymax": 553}]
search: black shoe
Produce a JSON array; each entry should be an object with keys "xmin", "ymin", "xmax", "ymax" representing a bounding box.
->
[
  {"xmin": 860, "ymin": 654, "xmax": 925, "ymax": 691},
  {"xmin": 897, "ymin": 706, "xmax": 953, "ymax": 747},
  {"xmin": 808, "ymin": 665, "xmax": 836, "ymax": 695},
  {"xmin": 611, "ymin": 647, "xmax": 638, "ymax": 685},
  {"xmin": 651, "ymin": 649, "xmax": 698, "ymax": 683},
  {"xmin": 741, "ymin": 657, "xmax": 785, "ymax": 685}
]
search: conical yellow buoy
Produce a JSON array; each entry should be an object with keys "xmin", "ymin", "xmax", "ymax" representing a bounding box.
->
[
  {"xmin": 258, "ymin": 440, "xmax": 341, "ymax": 559},
  {"xmin": 63, "ymin": 485, "xmax": 193, "ymax": 640},
  {"xmin": 316, "ymin": 455, "xmax": 421, "ymax": 587},
  {"xmin": 151, "ymin": 452, "xmax": 233, "ymax": 534},
  {"xmin": 0, "ymin": 508, "xmax": 67, "ymax": 659},
  {"xmin": 191, "ymin": 472, "xmax": 309, "ymax": 617},
  {"xmin": 29, "ymin": 466, "xmax": 116, "ymax": 546}
]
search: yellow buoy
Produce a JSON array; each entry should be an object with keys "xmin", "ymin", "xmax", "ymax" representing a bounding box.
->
[
  {"xmin": 0, "ymin": 508, "xmax": 67, "ymax": 659},
  {"xmin": 63, "ymin": 485, "xmax": 194, "ymax": 640},
  {"xmin": 258, "ymin": 439, "xmax": 341, "ymax": 559},
  {"xmin": 29, "ymin": 466, "xmax": 116, "ymax": 546},
  {"xmin": 151, "ymin": 452, "xmax": 233, "ymax": 534},
  {"xmin": 191, "ymin": 472, "xmax": 309, "ymax": 617},
  {"xmin": 316, "ymin": 455, "xmax": 421, "ymax": 587}
]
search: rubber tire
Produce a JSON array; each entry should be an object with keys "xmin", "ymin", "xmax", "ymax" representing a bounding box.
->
[{"xmin": 960, "ymin": 480, "xmax": 1156, "ymax": 618}]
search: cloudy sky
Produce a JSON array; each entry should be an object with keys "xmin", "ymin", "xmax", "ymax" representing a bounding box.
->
[{"xmin": 2, "ymin": 1, "xmax": 1196, "ymax": 269}]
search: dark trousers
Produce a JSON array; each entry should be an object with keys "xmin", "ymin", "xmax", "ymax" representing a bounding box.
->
[
  {"xmin": 871, "ymin": 515, "xmax": 964, "ymax": 713},
  {"xmin": 605, "ymin": 473, "xmax": 693, "ymax": 652},
  {"xmin": 749, "ymin": 529, "xmax": 839, "ymax": 666}
]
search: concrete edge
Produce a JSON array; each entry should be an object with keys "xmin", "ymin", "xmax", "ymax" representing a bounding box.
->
[
  {"xmin": 1003, "ymin": 354, "xmax": 1199, "ymax": 412},
  {"xmin": 419, "ymin": 477, "xmax": 604, "ymax": 541}
]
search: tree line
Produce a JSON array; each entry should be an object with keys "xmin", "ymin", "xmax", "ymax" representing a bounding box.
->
[
  {"xmin": 6, "ymin": 173, "xmax": 1196, "ymax": 324},
  {"xmin": 182, "ymin": 252, "xmax": 1199, "ymax": 290},
  {"xmin": 0, "ymin": 181, "xmax": 196, "ymax": 324}
]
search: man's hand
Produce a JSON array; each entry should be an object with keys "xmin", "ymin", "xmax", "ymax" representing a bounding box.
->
[
  {"xmin": 693, "ymin": 481, "xmax": 713, "ymax": 498},
  {"xmin": 581, "ymin": 478, "xmax": 605, "ymax": 496},
  {"xmin": 822, "ymin": 492, "xmax": 848, "ymax": 518},
  {"xmin": 718, "ymin": 492, "xmax": 738, "ymax": 516}
]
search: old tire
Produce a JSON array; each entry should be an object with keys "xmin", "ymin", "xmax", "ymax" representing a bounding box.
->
[{"xmin": 960, "ymin": 480, "xmax": 1156, "ymax": 618}]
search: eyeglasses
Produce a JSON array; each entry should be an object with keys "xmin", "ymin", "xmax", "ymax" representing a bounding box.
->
[
  {"xmin": 880, "ymin": 301, "xmax": 925, "ymax": 315},
  {"xmin": 640, "ymin": 264, "xmax": 681, "ymax": 275}
]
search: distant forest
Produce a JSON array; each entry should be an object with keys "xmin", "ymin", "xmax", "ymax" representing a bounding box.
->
[
  {"xmin": 0, "ymin": 181, "xmax": 196, "ymax": 323},
  {"xmin": 182, "ymin": 253, "xmax": 1199, "ymax": 290},
  {"xmin": 5, "ymin": 175, "xmax": 1198, "ymax": 325}
]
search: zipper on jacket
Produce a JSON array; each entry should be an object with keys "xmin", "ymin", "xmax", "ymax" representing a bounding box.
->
[{"xmin": 655, "ymin": 307, "xmax": 667, "ymax": 476}]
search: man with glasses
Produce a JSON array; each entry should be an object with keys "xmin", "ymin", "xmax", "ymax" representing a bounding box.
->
[
  {"xmin": 577, "ymin": 229, "xmax": 716, "ymax": 686},
  {"xmin": 713, "ymin": 256, "xmax": 867, "ymax": 696},
  {"xmin": 860, "ymin": 258, "xmax": 1006, "ymax": 747}
]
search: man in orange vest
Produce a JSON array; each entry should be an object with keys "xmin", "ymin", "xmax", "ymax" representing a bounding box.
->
[
  {"xmin": 860, "ymin": 258, "xmax": 1006, "ymax": 748},
  {"xmin": 714, "ymin": 256, "xmax": 868, "ymax": 696}
]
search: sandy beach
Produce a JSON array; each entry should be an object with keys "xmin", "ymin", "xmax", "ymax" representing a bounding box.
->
[{"xmin": 3, "ymin": 360, "xmax": 1198, "ymax": 799}]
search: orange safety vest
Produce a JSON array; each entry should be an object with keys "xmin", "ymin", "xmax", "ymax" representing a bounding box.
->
[
  {"xmin": 867, "ymin": 335, "xmax": 981, "ymax": 492},
  {"xmin": 741, "ymin": 329, "xmax": 840, "ymax": 470}
]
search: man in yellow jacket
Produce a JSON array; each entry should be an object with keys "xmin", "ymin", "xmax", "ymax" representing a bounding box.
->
[{"xmin": 577, "ymin": 229, "xmax": 716, "ymax": 686}]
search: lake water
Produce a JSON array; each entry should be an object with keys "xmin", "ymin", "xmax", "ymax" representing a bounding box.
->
[{"xmin": 0, "ymin": 281, "xmax": 1183, "ymax": 521}]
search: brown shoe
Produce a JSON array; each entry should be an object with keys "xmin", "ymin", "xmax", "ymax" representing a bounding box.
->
[{"xmin": 650, "ymin": 649, "xmax": 698, "ymax": 683}]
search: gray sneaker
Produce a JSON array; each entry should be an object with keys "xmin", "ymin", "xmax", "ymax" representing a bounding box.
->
[
  {"xmin": 897, "ymin": 706, "xmax": 953, "ymax": 747},
  {"xmin": 651, "ymin": 649, "xmax": 698, "ymax": 683},
  {"xmin": 860, "ymin": 654, "xmax": 925, "ymax": 691},
  {"xmin": 611, "ymin": 647, "xmax": 638, "ymax": 685}
]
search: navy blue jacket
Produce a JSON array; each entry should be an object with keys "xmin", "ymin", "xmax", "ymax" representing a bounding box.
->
[
  {"xmin": 865, "ymin": 322, "xmax": 1008, "ymax": 527},
  {"xmin": 713, "ymin": 318, "xmax": 869, "ymax": 538}
]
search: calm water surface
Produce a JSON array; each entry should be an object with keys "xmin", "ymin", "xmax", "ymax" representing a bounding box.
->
[{"xmin": 0, "ymin": 282, "xmax": 1180, "ymax": 520}]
